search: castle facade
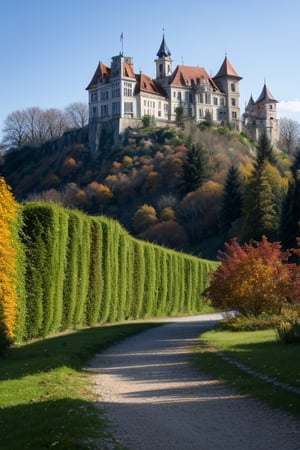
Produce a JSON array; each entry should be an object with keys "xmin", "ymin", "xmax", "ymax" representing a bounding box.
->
[{"xmin": 86, "ymin": 34, "xmax": 278, "ymax": 150}]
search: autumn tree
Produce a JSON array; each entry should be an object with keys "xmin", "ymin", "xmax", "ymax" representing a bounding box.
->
[
  {"xmin": 0, "ymin": 178, "xmax": 18, "ymax": 352},
  {"xmin": 206, "ymin": 236, "xmax": 300, "ymax": 317},
  {"xmin": 133, "ymin": 204, "xmax": 158, "ymax": 233},
  {"xmin": 85, "ymin": 181, "xmax": 113, "ymax": 208},
  {"xmin": 181, "ymin": 144, "xmax": 210, "ymax": 194},
  {"xmin": 140, "ymin": 220, "xmax": 189, "ymax": 249}
]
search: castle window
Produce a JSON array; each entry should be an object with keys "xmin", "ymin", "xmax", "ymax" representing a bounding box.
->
[
  {"xmin": 91, "ymin": 92, "xmax": 98, "ymax": 102},
  {"xmin": 232, "ymin": 111, "xmax": 237, "ymax": 119},
  {"xmin": 112, "ymin": 85, "xmax": 120, "ymax": 98},
  {"xmin": 213, "ymin": 97, "xmax": 218, "ymax": 106},
  {"xmin": 92, "ymin": 106, "xmax": 97, "ymax": 116},
  {"xmin": 221, "ymin": 98, "xmax": 226, "ymax": 106},
  {"xmin": 124, "ymin": 82, "xmax": 133, "ymax": 96},
  {"xmin": 199, "ymin": 109, "xmax": 203, "ymax": 117},
  {"xmin": 101, "ymin": 104, "xmax": 109, "ymax": 117},
  {"xmin": 231, "ymin": 98, "xmax": 236, "ymax": 106},
  {"xmin": 124, "ymin": 102, "xmax": 133, "ymax": 117},
  {"xmin": 101, "ymin": 90, "xmax": 109, "ymax": 101},
  {"xmin": 269, "ymin": 105, "xmax": 273, "ymax": 110},
  {"xmin": 231, "ymin": 83, "xmax": 236, "ymax": 92},
  {"xmin": 112, "ymin": 102, "xmax": 120, "ymax": 115},
  {"xmin": 205, "ymin": 93, "xmax": 210, "ymax": 104}
]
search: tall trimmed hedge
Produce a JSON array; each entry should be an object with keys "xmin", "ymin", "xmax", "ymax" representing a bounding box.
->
[{"xmin": 16, "ymin": 202, "xmax": 217, "ymax": 341}]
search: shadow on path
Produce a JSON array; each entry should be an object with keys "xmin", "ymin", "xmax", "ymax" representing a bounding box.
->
[{"xmin": 88, "ymin": 314, "xmax": 300, "ymax": 450}]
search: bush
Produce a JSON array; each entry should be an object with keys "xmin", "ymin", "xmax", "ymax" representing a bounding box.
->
[
  {"xmin": 218, "ymin": 313, "xmax": 280, "ymax": 331},
  {"xmin": 205, "ymin": 236, "xmax": 300, "ymax": 317},
  {"xmin": 275, "ymin": 306, "xmax": 300, "ymax": 344}
]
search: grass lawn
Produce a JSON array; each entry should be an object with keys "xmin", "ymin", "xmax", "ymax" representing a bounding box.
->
[
  {"xmin": 0, "ymin": 322, "xmax": 160, "ymax": 449},
  {"xmin": 194, "ymin": 328, "xmax": 300, "ymax": 418}
]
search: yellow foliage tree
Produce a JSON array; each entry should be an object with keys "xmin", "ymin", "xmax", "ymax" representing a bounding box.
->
[
  {"xmin": 133, "ymin": 204, "xmax": 158, "ymax": 233},
  {"xmin": 0, "ymin": 177, "xmax": 18, "ymax": 346}
]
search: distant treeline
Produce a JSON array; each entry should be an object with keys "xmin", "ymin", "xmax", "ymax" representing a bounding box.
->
[{"xmin": 15, "ymin": 202, "xmax": 217, "ymax": 342}]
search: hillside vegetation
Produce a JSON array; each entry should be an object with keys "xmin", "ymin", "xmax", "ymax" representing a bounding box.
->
[{"xmin": 1, "ymin": 121, "xmax": 295, "ymax": 259}]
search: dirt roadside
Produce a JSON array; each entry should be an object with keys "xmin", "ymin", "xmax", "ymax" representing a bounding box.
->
[{"xmin": 87, "ymin": 314, "xmax": 300, "ymax": 450}]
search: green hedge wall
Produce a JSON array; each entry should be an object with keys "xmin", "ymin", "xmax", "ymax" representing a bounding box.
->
[{"xmin": 16, "ymin": 202, "xmax": 218, "ymax": 341}]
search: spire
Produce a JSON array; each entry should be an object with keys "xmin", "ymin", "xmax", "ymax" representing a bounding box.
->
[
  {"xmin": 214, "ymin": 55, "xmax": 242, "ymax": 79},
  {"xmin": 255, "ymin": 83, "xmax": 278, "ymax": 103},
  {"xmin": 156, "ymin": 33, "xmax": 171, "ymax": 58}
]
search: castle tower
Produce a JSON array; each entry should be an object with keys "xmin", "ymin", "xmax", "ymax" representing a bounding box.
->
[
  {"xmin": 213, "ymin": 56, "xmax": 242, "ymax": 129},
  {"xmin": 242, "ymin": 83, "xmax": 279, "ymax": 145},
  {"xmin": 254, "ymin": 83, "xmax": 278, "ymax": 144},
  {"xmin": 155, "ymin": 33, "xmax": 173, "ymax": 83}
]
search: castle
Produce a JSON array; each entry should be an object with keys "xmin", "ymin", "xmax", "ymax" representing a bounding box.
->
[{"xmin": 86, "ymin": 34, "xmax": 279, "ymax": 150}]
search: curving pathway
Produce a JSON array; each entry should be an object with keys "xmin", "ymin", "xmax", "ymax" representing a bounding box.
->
[{"xmin": 88, "ymin": 314, "xmax": 300, "ymax": 449}]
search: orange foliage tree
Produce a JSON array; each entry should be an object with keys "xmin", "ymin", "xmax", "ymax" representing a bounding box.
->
[
  {"xmin": 0, "ymin": 177, "xmax": 18, "ymax": 349},
  {"xmin": 206, "ymin": 236, "xmax": 300, "ymax": 317}
]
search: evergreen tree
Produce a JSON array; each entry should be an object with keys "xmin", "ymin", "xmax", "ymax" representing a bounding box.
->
[
  {"xmin": 281, "ymin": 149, "xmax": 300, "ymax": 249},
  {"xmin": 181, "ymin": 144, "xmax": 210, "ymax": 195},
  {"xmin": 220, "ymin": 165, "xmax": 243, "ymax": 236},
  {"xmin": 254, "ymin": 132, "xmax": 276, "ymax": 169},
  {"xmin": 241, "ymin": 134, "xmax": 279, "ymax": 242}
]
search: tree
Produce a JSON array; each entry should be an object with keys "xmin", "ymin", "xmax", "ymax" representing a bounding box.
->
[
  {"xmin": 281, "ymin": 150, "xmax": 300, "ymax": 249},
  {"xmin": 181, "ymin": 144, "xmax": 210, "ymax": 194},
  {"xmin": 179, "ymin": 180, "xmax": 223, "ymax": 243},
  {"xmin": 133, "ymin": 204, "xmax": 158, "ymax": 233},
  {"xmin": 175, "ymin": 107, "xmax": 184, "ymax": 128},
  {"xmin": 2, "ymin": 107, "xmax": 69, "ymax": 150},
  {"xmin": 279, "ymin": 117, "xmax": 300, "ymax": 154},
  {"xmin": 220, "ymin": 165, "xmax": 243, "ymax": 235},
  {"xmin": 241, "ymin": 134, "xmax": 280, "ymax": 241},
  {"xmin": 43, "ymin": 108, "xmax": 69, "ymax": 139},
  {"xmin": 65, "ymin": 102, "xmax": 88, "ymax": 129},
  {"xmin": 0, "ymin": 178, "xmax": 18, "ymax": 351},
  {"xmin": 205, "ymin": 236, "xmax": 300, "ymax": 317},
  {"xmin": 139, "ymin": 220, "xmax": 189, "ymax": 249},
  {"xmin": 2, "ymin": 110, "xmax": 27, "ymax": 149}
]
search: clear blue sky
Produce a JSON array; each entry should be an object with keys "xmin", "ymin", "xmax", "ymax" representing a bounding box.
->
[{"xmin": 1, "ymin": 0, "xmax": 300, "ymax": 140}]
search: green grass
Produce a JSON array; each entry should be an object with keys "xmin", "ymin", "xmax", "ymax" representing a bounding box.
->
[
  {"xmin": 194, "ymin": 328, "xmax": 300, "ymax": 418},
  {"xmin": 0, "ymin": 322, "xmax": 160, "ymax": 449}
]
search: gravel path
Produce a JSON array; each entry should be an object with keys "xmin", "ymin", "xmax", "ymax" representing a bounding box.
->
[{"xmin": 87, "ymin": 314, "xmax": 300, "ymax": 449}]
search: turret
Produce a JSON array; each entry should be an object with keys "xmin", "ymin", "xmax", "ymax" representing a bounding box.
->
[{"xmin": 155, "ymin": 34, "xmax": 173, "ymax": 81}]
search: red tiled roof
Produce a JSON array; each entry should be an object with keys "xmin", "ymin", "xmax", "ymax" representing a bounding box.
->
[
  {"xmin": 86, "ymin": 62, "xmax": 110, "ymax": 90},
  {"xmin": 214, "ymin": 56, "xmax": 242, "ymax": 79},
  {"xmin": 123, "ymin": 62, "xmax": 135, "ymax": 79},
  {"xmin": 255, "ymin": 83, "xmax": 278, "ymax": 103},
  {"xmin": 135, "ymin": 73, "xmax": 167, "ymax": 97},
  {"xmin": 170, "ymin": 65, "xmax": 219, "ymax": 90}
]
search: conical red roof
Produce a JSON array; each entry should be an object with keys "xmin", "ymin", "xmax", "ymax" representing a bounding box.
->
[{"xmin": 214, "ymin": 56, "xmax": 242, "ymax": 80}]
